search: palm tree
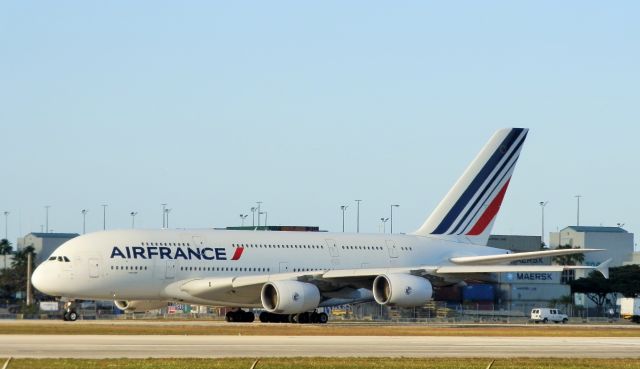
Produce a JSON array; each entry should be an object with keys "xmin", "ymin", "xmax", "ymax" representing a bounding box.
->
[
  {"xmin": 552, "ymin": 244, "xmax": 585, "ymax": 266},
  {"xmin": 0, "ymin": 239, "xmax": 12, "ymax": 271}
]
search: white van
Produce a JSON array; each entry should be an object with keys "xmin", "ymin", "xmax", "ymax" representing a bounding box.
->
[{"xmin": 530, "ymin": 308, "xmax": 568, "ymax": 324}]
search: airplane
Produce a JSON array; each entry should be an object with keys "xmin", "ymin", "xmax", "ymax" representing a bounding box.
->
[{"xmin": 31, "ymin": 128, "xmax": 609, "ymax": 323}]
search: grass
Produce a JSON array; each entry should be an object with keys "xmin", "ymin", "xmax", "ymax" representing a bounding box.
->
[
  {"xmin": 4, "ymin": 358, "xmax": 640, "ymax": 369},
  {"xmin": 1, "ymin": 322, "xmax": 640, "ymax": 337}
]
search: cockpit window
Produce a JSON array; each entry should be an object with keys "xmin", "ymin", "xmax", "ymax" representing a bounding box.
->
[
  {"xmin": 57, "ymin": 256, "xmax": 63, "ymax": 262},
  {"xmin": 63, "ymin": 256, "xmax": 70, "ymax": 262},
  {"xmin": 49, "ymin": 256, "xmax": 56, "ymax": 261}
]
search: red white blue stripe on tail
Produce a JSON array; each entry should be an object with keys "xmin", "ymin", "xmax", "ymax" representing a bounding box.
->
[{"xmin": 413, "ymin": 128, "xmax": 528, "ymax": 245}]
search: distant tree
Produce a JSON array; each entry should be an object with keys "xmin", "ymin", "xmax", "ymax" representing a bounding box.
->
[
  {"xmin": 0, "ymin": 239, "xmax": 12, "ymax": 270},
  {"xmin": 552, "ymin": 244, "xmax": 585, "ymax": 266},
  {"xmin": 570, "ymin": 271, "xmax": 613, "ymax": 307},
  {"xmin": 609, "ymin": 264, "xmax": 640, "ymax": 298},
  {"xmin": 0, "ymin": 245, "xmax": 36, "ymax": 302}
]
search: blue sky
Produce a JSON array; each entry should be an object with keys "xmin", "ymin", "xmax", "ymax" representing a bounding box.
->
[{"xmin": 1, "ymin": 2, "xmax": 638, "ymax": 245}]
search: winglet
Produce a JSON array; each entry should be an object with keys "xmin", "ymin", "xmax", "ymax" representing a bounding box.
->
[{"xmin": 596, "ymin": 258, "xmax": 612, "ymax": 279}]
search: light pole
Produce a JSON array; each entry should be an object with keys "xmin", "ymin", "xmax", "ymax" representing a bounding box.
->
[
  {"xmin": 81, "ymin": 209, "xmax": 88, "ymax": 234},
  {"xmin": 250, "ymin": 207, "xmax": 257, "ymax": 227},
  {"xmin": 390, "ymin": 204, "xmax": 400, "ymax": 234},
  {"xmin": 240, "ymin": 214, "xmax": 248, "ymax": 227},
  {"xmin": 3, "ymin": 211, "xmax": 8, "ymax": 240},
  {"xmin": 256, "ymin": 202, "xmax": 263, "ymax": 227},
  {"xmin": 380, "ymin": 217, "xmax": 389, "ymax": 233},
  {"xmin": 260, "ymin": 211, "xmax": 268, "ymax": 228},
  {"xmin": 574, "ymin": 195, "xmax": 582, "ymax": 226},
  {"xmin": 340, "ymin": 205, "xmax": 348, "ymax": 232},
  {"xmin": 101, "ymin": 204, "xmax": 107, "ymax": 230},
  {"xmin": 130, "ymin": 212, "xmax": 138, "ymax": 229},
  {"xmin": 539, "ymin": 201, "xmax": 548, "ymax": 248},
  {"xmin": 161, "ymin": 203, "xmax": 167, "ymax": 228},
  {"xmin": 165, "ymin": 208, "xmax": 172, "ymax": 228},
  {"xmin": 44, "ymin": 205, "xmax": 50, "ymax": 233},
  {"xmin": 355, "ymin": 200, "xmax": 362, "ymax": 233}
]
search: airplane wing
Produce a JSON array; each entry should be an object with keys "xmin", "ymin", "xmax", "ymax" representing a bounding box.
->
[{"xmin": 449, "ymin": 248, "xmax": 604, "ymax": 265}]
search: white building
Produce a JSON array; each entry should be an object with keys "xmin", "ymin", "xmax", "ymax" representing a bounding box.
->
[
  {"xmin": 549, "ymin": 226, "xmax": 634, "ymax": 270},
  {"xmin": 17, "ymin": 232, "xmax": 79, "ymax": 265}
]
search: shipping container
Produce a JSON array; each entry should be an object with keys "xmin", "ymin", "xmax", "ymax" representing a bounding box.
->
[
  {"xmin": 499, "ymin": 283, "xmax": 569, "ymax": 302},
  {"xmin": 462, "ymin": 284, "xmax": 495, "ymax": 302},
  {"xmin": 433, "ymin": 285, "xmax": 462, "ymax": 302}
]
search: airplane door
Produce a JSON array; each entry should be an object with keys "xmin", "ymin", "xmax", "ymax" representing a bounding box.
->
[
  {"xmin": 279, "ymin": 262, "xmax": 289, "ymax": 273},
  {"xmin": 165, "ymin": 260, "xmax": 176, "ymax": 279},
  {"xmin": 385, "ymin": 240, "xmax": 399, "ymax": 258},
  {"xmin": 324, "ymin": 239, "xmax": 339, "ymax": 257},
  {"xmin": 89, "ymin": 258, "xmax": 100, "ymax": 278}
]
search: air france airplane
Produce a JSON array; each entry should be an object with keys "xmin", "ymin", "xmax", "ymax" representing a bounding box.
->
[{"xmin": 32, "ymin": 128, "xmax": 609, "ymax": 323}]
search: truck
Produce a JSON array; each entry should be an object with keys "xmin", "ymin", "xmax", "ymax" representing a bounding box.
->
[{"xmin": 618, "ymin": 297, "xmax": 640, "ymax": 320}]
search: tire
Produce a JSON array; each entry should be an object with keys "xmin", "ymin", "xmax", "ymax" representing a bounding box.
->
[
  {"xmin": 68, "ymin": 311, "xmax": 78, "ymax": 322},
  {"xmin": 225, "ymin": 312, "xmax": 235, "ymax": 322},
  {"xmin": 298, "ymin": 312, "xmax": 310, "ymax": 324},
  {"xmin": 244, "ymin": 311, "xmax": 255, "ymax": 323},
  {"xmin": 259, "ymin": 312, "xmax": 270, "ymax": 323},
  {"xmin": 310, "ymin": 312, "xmax": 319, "ymax": 324},
  {"xmin": 63, "ymin": 312, "xmax": 69, "ymax": 321},
  {"xmin": 288, "ymin": 314, "xmax": 298, "ymax": 324},
  {"xmin": 318, "ymin": 312, "xmax": 329, "ymax": 324},
  {"xmin": 543, "ymin": 318, "xmax": 548, "ymax": 324},
  {"xmin": 562, "ymin": 318, "xmax": 568, "ymax": 324}
]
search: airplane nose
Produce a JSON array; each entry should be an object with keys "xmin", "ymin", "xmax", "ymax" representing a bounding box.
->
[{"xmin": 31, "ymin": 265, "xmax": 49, "ymax": 294}]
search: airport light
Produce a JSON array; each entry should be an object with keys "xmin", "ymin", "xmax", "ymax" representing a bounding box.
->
[
  {"xmin": 539, "ymin": 201, "xmax": 548, "ymax": 248},
  {"xmin": 574, "ymin": 195, "xmax": 582, "ymax": 226},
  {"xmin": 256, "ymin": 201, "xmax": 263, "ymax": 227},
  {"xmin": 380, "ymin": 217, "xmax": 389, "ymax": 233},
  {"xmin": 81, "ymin": 209, "xmax": 88, "ymax": 234},
  {"xmin": 355, "ymin": 200, "xmax": 362, "ymax": 233},
  {"xmin": 165, "ymin": 208, "xmax": 172, "ymax": 228},
  {"xmin": 161, "ymin": 204, "xmax": 167, "ymax": 228},
  {"xmin": 250, "ymin": 207, "xmax": 257, "ymax": 227},
  {"xmin": 44, "ymin": 205, "xmax": 50, "ymax": 233},
  {"xmin": 340, "ymin": 205, "xmax": 348, "ymax": 232},
  {"xmin": 130, "ymin": 212, "xmax": 138, "ymax": 229},
  {"xmin": 3, "ymin": 211, "xmax": 8, "ymax": 240},
  {"xmin": 390, "ymin": 204, "xmax": 400, "ymax": 234},
  {"xmin": 101, "ymin": 204, "xmax": 108, "ymax": 230},
  {"xmin": 240, "ymin": 214, "xmax": 248, "ymax": 227},
  {"xmin": 259, "ymin": 211, "xmax": 268, "ymax": 228}
]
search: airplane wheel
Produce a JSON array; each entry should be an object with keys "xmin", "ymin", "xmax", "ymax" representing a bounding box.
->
[
  {"xmin": 67, "ymin": 310, "xmax": 78, "ymax": 321},
  {"xmin": 259, "ymin": 312, "xmax": 270, "ymax": 323},
  {"xmin": 244, "ymin": 311, "xmax": 255, "ymax": 323},
  {"xmin": 288, "ymin": 314, "xmax": 298, "ymax": 323},
  {"xmin": 225, "ymin": 312, "xmax": 235, "ymax": 322},
  {"xmin": 318, "ymin": 312, "xmax": 328, "ymax": 324},
  {"xmin": 297, "ymin": 312, "xmax": 310, "ymax": 324},
  {"xmin": 310, "ymin": 312, "xmax": 319, "ymax": 324}
]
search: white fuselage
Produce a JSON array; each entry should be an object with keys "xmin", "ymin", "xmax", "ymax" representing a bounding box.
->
[{"xmin": 32, "ymin": 228, "xmax": 506, "ymax": 307}]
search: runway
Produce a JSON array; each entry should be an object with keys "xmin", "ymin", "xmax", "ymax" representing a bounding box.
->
[{"xmin": 2, "ymin": 335, "xmax": 640, "ymax": 358}]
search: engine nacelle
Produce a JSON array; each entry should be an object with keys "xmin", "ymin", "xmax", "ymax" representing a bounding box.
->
[
  {"xmin": 260, "ymin": 280, "xmax": 321, "ymax": 314},
  {"xmin": 372, "ymin": 274, "xmax": 432, "ymax": 307},
  {"xmin": 114, "ymin": 300, "xmax": 167, "ymax": 312}
]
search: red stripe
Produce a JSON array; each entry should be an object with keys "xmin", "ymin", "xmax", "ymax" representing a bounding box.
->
[
  {"xmin": 466, "ymin": 179, "xmax": 511, "ymax": 236},
  {"xmin": 231, "ymin": 247, "xmax": 244, "ymax": 260}
]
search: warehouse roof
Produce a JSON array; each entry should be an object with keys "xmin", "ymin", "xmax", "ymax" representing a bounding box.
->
[{"xmin": 564, "ymin": 226, "xmax": 627, "ymax": 233}]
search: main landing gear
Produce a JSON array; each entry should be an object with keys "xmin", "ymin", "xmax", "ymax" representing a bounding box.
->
[
  {"xmin": 225, "ymin": 309, "xmax": 256, "ymax": 323},
  {"xmin": 62, "ymin": 301, "xmax": 78, "ymax": 322},
  {"xmin": 259, "ymin": 311, "xmax": 328, "ymax": 324}
]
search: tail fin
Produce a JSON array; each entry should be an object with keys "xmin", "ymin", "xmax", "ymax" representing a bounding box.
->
[{"xmin": 413, "ymin": 128, "xmax": 529, "ymax": 245}]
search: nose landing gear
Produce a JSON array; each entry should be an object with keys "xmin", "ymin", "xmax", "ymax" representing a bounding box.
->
[{"xmin": 62, "ymin": 301, "xmax": 78, "ymax": 321}]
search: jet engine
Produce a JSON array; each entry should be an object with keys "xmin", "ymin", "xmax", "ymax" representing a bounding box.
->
[
  {"xmin": 260, "ymin": 280, "xmax": 321, "ymax": 314},
  {"xmin": 372, "ymin": 274, "xmax": 432, "ymax": 307},
  {"xmin": 114, "ymin": 300, "xmax": 168, "ymax": 312}
]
